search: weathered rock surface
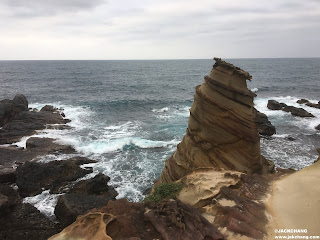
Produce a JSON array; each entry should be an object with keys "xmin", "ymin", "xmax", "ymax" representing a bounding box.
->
[
  {"xmin": 0, "ymin": 184, "xmax": 61, "ymax": 240},
  {"xmin": 0, "ymin": 94, "xmax": 28, "ymax": 127},
  {"xmin": 54, "ymin": 173, "xmax": 118, "ymax": 228},
  {"xmin": 50, "ymin": 198, "xmax": 225, "ymax": 240},
  {"xmin": 26, "ymin": 137, "xmax": 75, "ymax": 154},
  {"xmin": 0, "ymin": 105, "xmax": 70, "ymax": 145},
  {"xmin": 254, "ymin": 109, "xmax": 276, "ymax": 136},
  {"xmin": 282, "ymin": 106, "xmax": 314, "ymax": 117},
  {"xmin": 175, "ymin": 168, "xmax": 293, "ymax": 239},
  {"xmin": 267, "ymin": 99, "xmax": 314, "ymax": 117},
  {"xmin": 297, "ymin": 99, "xmax": 320, "ymax": 109},
  {"xmin": 267, "ymin": 100, "xmax": 286, "ymax": 110},
  {"xmin": 16, "ymin": 157, "xmax": 95, "ymax": 197},
  {"xmin": 157, "ymin": 58, "xmax": 270, "ymax": 185}
]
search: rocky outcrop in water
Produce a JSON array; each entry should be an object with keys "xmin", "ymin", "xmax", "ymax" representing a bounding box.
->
[
  {"xmin": 0, "ymin": 94, "xmax": 28, "ymax": 127},
  {"xmin": 297, "ymin": 98, "xmax": 320, "ymax": 109},
  {"xmin": 157, "ymin": 58, "xmax": 271, "ymax": 184},
  {"xmin": 254, "ymin": 109, "xmax": 276, "ymax": 136},
  {"xmin": 267, "ymin": 99, "xmax": 314, "ymax": 117},
  {"xmin": 54, "ymin": 173, "xmax": 118, "ymax": 228}
]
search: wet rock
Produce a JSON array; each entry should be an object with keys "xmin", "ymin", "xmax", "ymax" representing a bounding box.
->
[
  {"xmin": 69, "ymin": 173, "xmax": 118, "ymax": 197},
  {"xmin": 54, "ymin": 173, "xmax": 118, "ymax": 228},
  {"xmin": 0, "ymin": 94, "xmax": 28, "ymax": 127},
  {"xmin": 297, "ymin": 99, "xmax": 309, "ymax": 104},
  {"xmin": 16, "ymin": 158, "xmax": 94, "ymax": 197},
  {"xmin": 286, "ymin": 136, "xmax": 296, "ymax": 141},
  {"xmin": 157, "ymin": 58, "xmax": 270, "ymax": 185},
  {"xmin": 55, "ymin": 193, "xmax": 117, "ymax": 228},
  {"xmin": 306, "ymin": 102, "xmax": 320, "ymax": 109},
  {"xmin": 0, "ymin": 194, "xmax": 9, "ymax": 214},
  {"xmin": 26, "ymin": 137, "xmax": 75, "ymax": 154},
  {"xmin": 282, "ymin": 106, "xmax": 314, "ymax": 117},
  {"xmin": 0, "ymin": 203, "xmax": 60, "ymax": 240},
  {"xmin": 267, "ymin": 100, "xmax": 284, "ymax": 110},
  {"xmin": 0, "ymin": 184, "xmax": 61, "ymax": 240},
  {"xmin": 0, "ymin": 110, "xmax": 69, "ymax": 144},
  {"xmin": 315, "ymin": 124, "xmax": 320, "ymax": 131},
  {"xmin": 254, "ymin": 109, "xmax": 276, "ymax": 136},
  {"xmin": 40, "ymin": 105, "xmax": 56, "ymax": 112}
]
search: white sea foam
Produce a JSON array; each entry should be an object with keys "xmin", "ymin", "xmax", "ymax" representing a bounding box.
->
[
  {"xmin": 23, "ymin": 190, "xmax": 62, "ymax": 219},
  {"xmin": 74, "ymin": 137, "xmax": 178, "ymax": 155},
  {"xmin": 251, "ymin": 88, "xmax": 258, "ymax": 93},
  {"xmin": 151, "ymin": 107, "xmax": 169, "ymax": 113}
]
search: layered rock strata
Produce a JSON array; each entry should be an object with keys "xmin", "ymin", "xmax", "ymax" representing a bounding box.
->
[{"xmin": 158, "ymin": 58, "xmax": 270, "ymax": 184}]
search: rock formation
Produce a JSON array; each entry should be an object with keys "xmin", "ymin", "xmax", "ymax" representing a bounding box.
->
[
  {"xmin": 254, "ymin": 109, "xmax": 276, "ymax": 136},
  {"xmin": 158, "ymin": 58, "xmax": 270, "ymax": 184},
  {"xmin": 267, "ymin": 99, "xmax": 314, "ymax": 117},
  {"xmin": 0, "ymin": 94, "xmax": 28, "ymax": 127}
]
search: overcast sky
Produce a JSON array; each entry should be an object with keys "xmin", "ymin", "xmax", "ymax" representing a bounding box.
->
[{"xmin": 0, "ymin": 0, "xmax": 319, "ymax": 60}]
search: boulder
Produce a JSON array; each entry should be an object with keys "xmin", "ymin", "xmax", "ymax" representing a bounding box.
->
[
  {"xmin": 54, "ymin": 173, "xmax": 118, "ymax": 228},
  {"xmin": 0, "ymin": 184, "xmax": 61, "ymax": 240},
  {"xmin": 267, "ymin": 100, "xmax": 287, "ymax": 110},
  {"xmin": 26, "ymin": 137, "xmax": 75, "ymax": 154},
  {"xmin": 254, "ymin": 109, "xmax": 276, "ymax": 136},
  {"xmin": 0, "ymin": 94, "xmax": 28, "ymax": 127},
  {"xmin": 297, "ymin": 99, "xmax": 309, "ymax": 104},
  {"xmin": 69, "ymin": 173, "xmax": 118, "ymax": 197},
  {"xmin": 16, "ymin": 158, "xmax": 94, "ymax": 197},
  {"xmin": 54, "ymin": 193, "xmax": 117, "ymax": 228},
  {"xmin": 306, "ymin": 102, "xmax": 320, "ymax": 109},
  {"xmin": 0, "ymin": 110, "xmax": 70, "ymax": 144},
  {"xmin": 282, "ymin": 106, "xmax": 314, "ymax": 117},
  {"xmin": 315, "ymin": 124, "xmax": 320, "ymax": 131},
  {"xmin": 40, "ymin": 105, "xmax": 56, "ymax": 112}
]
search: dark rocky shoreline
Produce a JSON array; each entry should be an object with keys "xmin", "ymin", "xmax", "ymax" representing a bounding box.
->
[{"xmin": 0, "ymin": 94, "xmax": 118, "ymax": 240}]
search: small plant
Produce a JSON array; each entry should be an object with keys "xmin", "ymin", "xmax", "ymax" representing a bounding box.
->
[{"xmin": 144, "ymin": 182, "xmax": 183, "ymax": 203}]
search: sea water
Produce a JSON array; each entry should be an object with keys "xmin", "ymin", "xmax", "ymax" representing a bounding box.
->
[{"xmin": 1, "ymin": 59, "xmax": 320, "ymax": 206}]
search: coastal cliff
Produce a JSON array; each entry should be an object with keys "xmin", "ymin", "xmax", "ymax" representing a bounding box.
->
[{"xmin": 158, "ymin": 58, "xmax": 271, "ymax": 184}]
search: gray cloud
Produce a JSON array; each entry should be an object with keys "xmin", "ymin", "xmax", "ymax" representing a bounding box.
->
[{"xmin": 0, "ymin": 0, "xmax": 106, "ymax": 17}]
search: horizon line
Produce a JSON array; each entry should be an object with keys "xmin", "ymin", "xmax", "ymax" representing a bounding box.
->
[{"xmin": 0, "ymin": 57, "xmax": 319, "ymax": 61}]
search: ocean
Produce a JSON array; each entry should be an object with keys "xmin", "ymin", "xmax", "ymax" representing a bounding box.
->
[{"xmin": 1, "ymin": 58, "xmax": 320, "ymax": 208}]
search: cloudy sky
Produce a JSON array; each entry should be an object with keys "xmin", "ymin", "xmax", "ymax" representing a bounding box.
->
[{"xmin": 0, "ymin": 0, "xmax": 319, "ymax": 60}]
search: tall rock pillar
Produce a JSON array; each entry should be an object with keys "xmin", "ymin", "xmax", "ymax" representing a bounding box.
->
[{"xmin": 158, "ymin": 58, "xmax": 269, "ymax": 184}]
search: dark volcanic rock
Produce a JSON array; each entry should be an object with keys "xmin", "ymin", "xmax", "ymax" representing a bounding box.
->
[
  {"xmin": 282, "ymin": 106, "xmax": 314, "ymax": 117},
  {"xmin": 55, "ymin": 173, "xmax": 118, "ymax": 228},
  {"xmin": 0, "ymin": 184, "xmax": 61, "ymax": 240},
  {"xmin": 0, "ymin": 203, "xmax": 60, "ymax": 240},
  {"xmin": 16, "ymin": 158, "xmax": 94, "ymax": 197},
  {"xmin": 40, "ymin": 105, "xmax": 56, "ymax": 112},
  {"xmin": 254, "ymin": 109, "xmax": 276, "ymax": 136},
  {"xmin": 268, "ymin": 99, "xmax": 315, "ymax": 118},
  {"xmin": 297, "ymin": 99, "xmax": 309, "ymax": 104},
  {"xmin": 0, "ymin": 94, "xmax": 28, "ymax": 127},
  {"xmin": 0, "ymin": 110, "xmax": 69, "ymax": 144},
  {"xmin": 267, "ymin": 100, "xmax": 285, "ymax": 110},
  {"xmin": 55, "ymin": 193, "xmax": 117, "ymax": 228},
  {"xmin": 306, "ymin": 102, "xmax": 320, "ymax": 109},
  {"xmin": 26, "ymin": 137, "xmax": 75, "ymax": 154},
  {"xmin": 69, "ymin": 173, "xmax": 118, "ymax": 197}
]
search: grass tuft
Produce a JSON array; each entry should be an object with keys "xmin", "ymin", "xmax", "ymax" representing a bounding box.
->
[{"xmin": 144, "ymin": 182, "xmax": 183, "ymax": 204}]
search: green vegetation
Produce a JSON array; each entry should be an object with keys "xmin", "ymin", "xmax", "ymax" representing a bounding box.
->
[{"xmin": 144, "ymin": 182, "xmax": 183, "ymax": 203}]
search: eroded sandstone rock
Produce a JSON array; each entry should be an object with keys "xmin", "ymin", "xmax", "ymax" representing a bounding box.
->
[
  {"xmin": 157, "ymin": 58, "xmax": 270, "ymax": 184},
  {"xmin": 51, "ymin": 198, "xmax": 225, "ymax": 240}
]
